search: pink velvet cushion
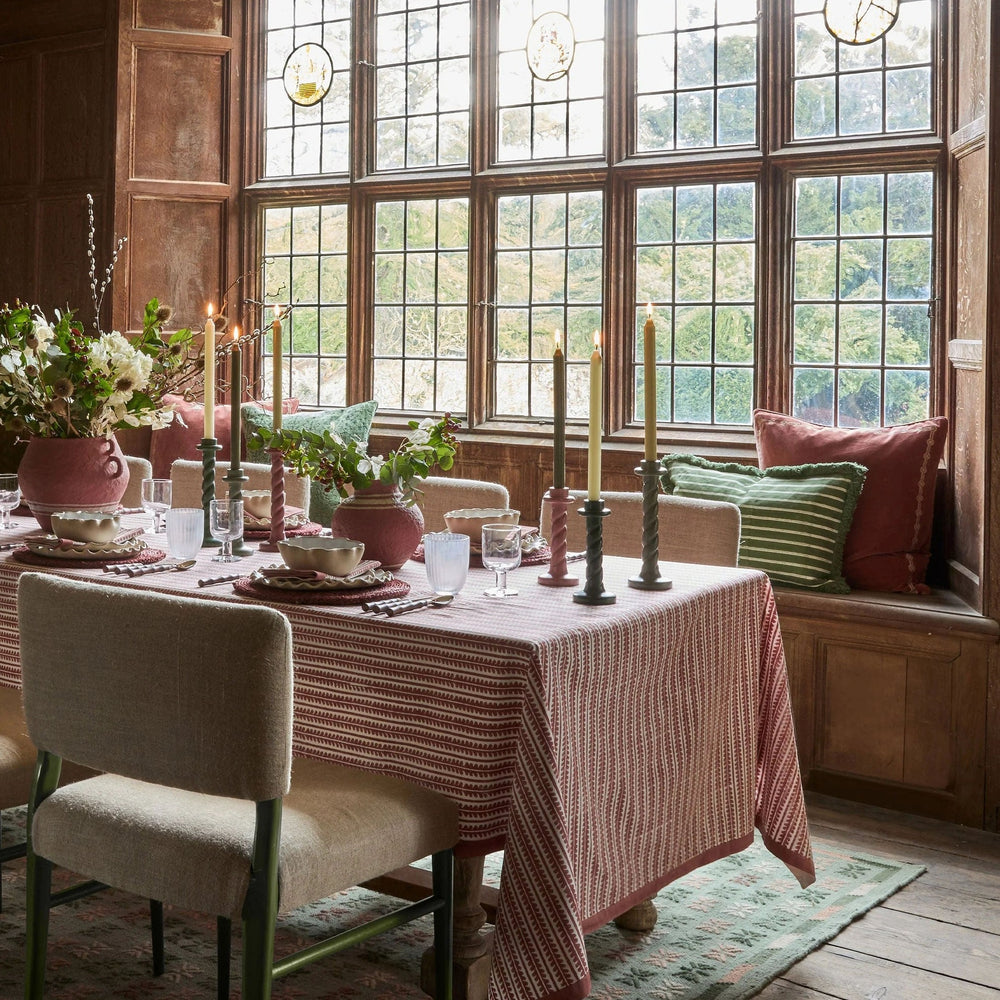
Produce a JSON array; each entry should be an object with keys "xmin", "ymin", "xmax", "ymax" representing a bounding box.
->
[
  {"xmin": 149, "ymin": 395, "xmax": 298, "ymax": 479},
  {"xmin": 753, "ymin": 409, "xmax": 948, "ymax": 594}
]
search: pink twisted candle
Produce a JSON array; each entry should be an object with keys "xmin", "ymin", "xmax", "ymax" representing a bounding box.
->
[{"xmin": 259, "ymin": 448, "xmax": 287, "ymax": 552}]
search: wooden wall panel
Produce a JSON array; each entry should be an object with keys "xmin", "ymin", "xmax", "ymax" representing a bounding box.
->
[
  {"xmin": 956, "ymin": 0, "xmax": 988, "ymax": 126},
  {"xmin": 127, "ymin": 197, "xmax": 224, "ymax": 330},
  {"xmin": 40, "ymin": 43, "xmax": 106, "ymax": 182},
  {"xmin": 0, "ymin": 201, "xmax": 32, "ymax": 298},
  {"xmin": 0, "ymin": 56, "xmax": 33, "ymax": 185},
  {"xmin": 36, "ymin": 195, "xmax": 94, "ymax": 316},
  {"xmin": 135, "ymin": 0, "xmax": 224, "ymax": 34},
  {"xmin": 132, "ymin": 48, "xmax": 226, "ymax": 183},
  {"xmin": 0, "ymin": 0, "xmax": 106, "ymax": 44}
]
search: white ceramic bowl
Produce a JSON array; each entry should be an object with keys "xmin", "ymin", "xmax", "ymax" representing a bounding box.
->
[
  {"xmin": 50, "ymin": 510, "xmax": 121, "ymax": 544},
  {"xmin": 443, "ymin": 508, "xmax": 520, "ymax": 540},
  {"xmin": 278, "ymin": 536, "xmax": 365, "ymax": 576},
  {"xmin": 242, "ymin": 490, "xmax": 272, "ymax": 520}
]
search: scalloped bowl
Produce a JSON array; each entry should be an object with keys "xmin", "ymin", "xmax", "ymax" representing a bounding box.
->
[
  {"xmin": 50, "ymin": 510, "xmax": 121, "ymax": 544},
  {"xmin": 443, "ymin": 508, "xmax": 520, "ymax": 540},
  {"xmin": 242, "ymin": 490, "xmax": 272, "ymax": 520},
  {"xmin": 278, "ymin": 536, "xmax": 365, "ymax": 576}
]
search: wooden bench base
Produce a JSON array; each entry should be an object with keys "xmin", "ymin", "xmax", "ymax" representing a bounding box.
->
[{"xmin": 774, "ymin": 586, "xmax": 999, "ymax": 830}]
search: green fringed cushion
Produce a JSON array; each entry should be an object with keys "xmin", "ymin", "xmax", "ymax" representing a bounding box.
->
[
  {"xmin": 242, "ymin": 401, "xmax": 378, "ymax": 526},
  {"xmin": 660, "ymin": 454, "xmax": 867, "ymax": 593}
]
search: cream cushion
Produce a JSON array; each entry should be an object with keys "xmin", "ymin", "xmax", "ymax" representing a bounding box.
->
[
  {"xmin": 169, "ymin": 459, "xmax": 312, "ymax": 518},
  {"xmin": 122, "ymin": 456, "xmax": 153, "ymax": 509},
  {"xmin": 540, "ymin": 489, "xmax": 741, "ymax": 566},
  {"xmin": 32, "ymin": 759, "xmax": 458, "ymax": 918}
]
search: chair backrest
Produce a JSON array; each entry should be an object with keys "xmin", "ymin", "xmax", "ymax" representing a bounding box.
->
[
  {"xmin": 17, "ymin": 573, "xmax": 294, "ymax": 802},
  {"xmin": 169, "ymin": 459, "xmax": 312, "ymax": 517},
  {"xmin": 415, "ymin": 476, "xmax": 511, "ymax": 533},
  {"xmin": 540, "ymin": 489, "xmax": 741, "ymax": 566},
  {"xmin": 121, "ymin": 456, "xmax": 153, "ymax": 509}
]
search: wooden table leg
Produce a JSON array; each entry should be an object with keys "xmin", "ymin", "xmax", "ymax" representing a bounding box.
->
[
  {"xmin": 420, "ymin": 854, "xmax": 493, "ymax": 1000},
  {"xmin": 612, "ymin": 895, "xmax": 658, "ymax": 932}
]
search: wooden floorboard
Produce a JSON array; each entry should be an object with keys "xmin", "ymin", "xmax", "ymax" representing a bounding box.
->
[{"xmin": 760, "ymin": 793, "xmax": 1000, "ymax": 999}]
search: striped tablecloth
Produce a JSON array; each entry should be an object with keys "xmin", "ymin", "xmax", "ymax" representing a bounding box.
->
[{"xmin": 0, "ymin": 517, "xmax": 814, "ymax": 1000}]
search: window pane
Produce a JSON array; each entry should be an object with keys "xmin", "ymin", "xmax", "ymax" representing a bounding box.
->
[
  {"xmin": 262, "ymin": 203, "xmax": 349, "ymax": 406},
  {"xmin": 497, "ymin": 0, "xmax": 605, "ymax": 162},
  {"xmin": 263, "ymin": 3, "xmax": 352, "ymax": 177},
  {"xmin": 636, "ymin": 0, "xmax": 759, "ymax": 153},
  {"xmin": 372, "ymin": 197, "xmax": 469, "ymax": 413},
  {"xmin": 791, "ymin": 172, "xmax": 934, "ymax": 426},
  {"xmin": 374, "ymin": 0, "xmax": 471, "ymax": 170},
  {"xmin": 494, "ymin": 191, "xmax": 604, "ymax": 420},
  {"xmin": 634, "ymin": 181, "xmax": 757, "ymax": 425},
  {"xmin": 792, "ymin": 0, "xmax": 932, "ymax": 141}
]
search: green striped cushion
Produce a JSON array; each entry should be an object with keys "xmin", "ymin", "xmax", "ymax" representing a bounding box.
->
[{"xmin": 660, "ymin": 455, "xmax": 866, "ymax": 594}]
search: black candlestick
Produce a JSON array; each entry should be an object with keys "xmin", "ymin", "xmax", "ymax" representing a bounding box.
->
[
  {"xmin": 573, "ymin": 499, "xmax": 615, "ymax": 605},
  {"xmin": 628, "ymin": 459, "xmax": 673, "ymax": 591},
  {"xmin": 197, "ymin": 438, "xmax": 222, "ymax": 548}
]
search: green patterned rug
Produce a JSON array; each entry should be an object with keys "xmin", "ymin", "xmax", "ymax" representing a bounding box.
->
[{"xmin": 0, "ymin": 807, "xmax": 923, "ymax": 999}]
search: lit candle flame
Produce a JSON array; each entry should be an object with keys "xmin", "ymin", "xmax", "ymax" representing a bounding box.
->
[
  {"xmin": 593, "ymin": 330, "xmax": 601, "ymax": 350},
  {"xmin": 233, "ymin": 326, "xmax": 240, "ymax": 343},
  {"xmin": 647, "ymin": 302, "xmax": 653, "ymax": 318},
  {"xmin": 207, "ymin": 303, "xmax": 214, "ymax": 319}
]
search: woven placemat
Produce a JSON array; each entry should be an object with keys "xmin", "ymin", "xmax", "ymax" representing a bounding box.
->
[
  {"xmin": 232, "ymin": 575, "xmax": 410, "ymax": 606},
  {"xmin": 410, "ymin": 543, "xmax": 551, "ymax": 567},
  {"xmin": 243, "ymin": 521, "xmax": 324, "ymax": 541},
  {"xmin": 12, "ymin": 547, "xmax": 167, "ymax": 570}
]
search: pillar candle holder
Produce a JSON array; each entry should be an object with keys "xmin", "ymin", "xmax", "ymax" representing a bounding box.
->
[
  {"xmin": 197, "ymin": 438, "xmax": 222, "ymax": 548},
  {"xmin": 258, "ymin": 449, "xmax": 287, "ymax": 552},
  {"xmin": 538, "ymin": 486, "xmax": 578, "ymax": 587},
  {"xmin": 628, "ymin": 459, "xmax": 673, "ymax": 591},
  {"xmin": 223, "ymin": 461, "xmax": 252, "ymax": 557},
  {"xmin": 573, "ymin": 499, "xmax": 616, "ymax": 605}
]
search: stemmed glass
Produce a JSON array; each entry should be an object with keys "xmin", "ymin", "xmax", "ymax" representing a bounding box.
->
[
  {"xmin": 209, "ymin": 499, "xmax": 244, "ymax": 562},
  {"xmin": 481, "ymin": 523, "xmax": 521, "ymax": 597},
  {"xmin": 0, "ymin": 475, "xmax": 20, "ymax": 530},
  {"xmin": 141, "ymin": 478, "xmax": 172, "ymax": 534}
]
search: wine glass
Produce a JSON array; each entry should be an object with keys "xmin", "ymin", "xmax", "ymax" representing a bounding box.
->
[
  {"xmin": 141, "ymin": 478, "xmax": 172, "ymax": 534},
  {"xmin": 0, "ymin": 474, "xmax": 19, "ymax": 530},
  {"xmin": 209, "ymin": 499, "xmax": 244, "ymax": 562},
  {"xmin": 481, "ymin": 523, "xmax": 521, "ymax": 598}
]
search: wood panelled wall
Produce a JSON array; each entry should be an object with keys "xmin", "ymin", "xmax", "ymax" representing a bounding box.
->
[{"xmin": 0, "ymin": 0, "xmax": 116, "ymax": 323}]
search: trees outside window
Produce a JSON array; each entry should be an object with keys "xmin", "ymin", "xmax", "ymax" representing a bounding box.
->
[{"xmin": 248, "ymin": 0, "xmax": 941, "ymax": 436}]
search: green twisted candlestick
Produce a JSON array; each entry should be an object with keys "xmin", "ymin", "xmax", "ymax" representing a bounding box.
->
[
  {"xmin": 628, "ymin": 459, "xmax": 672, "ymax": 591},
  {"xmin": 197, "ymin": 438, "xmax": 222, "ymax": 547},
  {"xmin": 573, "ymin": 499, "xmax": 615, "ymax": 605}
]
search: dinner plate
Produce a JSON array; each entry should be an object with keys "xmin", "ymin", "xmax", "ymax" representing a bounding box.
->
[
  {"xmin": 26, "ymin": 537, "xmax": 147, "ymax": 560},
  {"xmin": 249, "ymin": 566, "xmax": 393, "ymax": 591}
]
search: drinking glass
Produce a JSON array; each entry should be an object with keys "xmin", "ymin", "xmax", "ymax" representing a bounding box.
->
[
  {"xmin": 424, "ymin": 531, "xmax": 470, "ymax": 596},
  {"xmin": 141, "ymin": 478, "xmax": 172, "ymax": 534},
  {"xmin": 209, "ymin": 499, "xmax": 244, "ymax": 562},
  {"xmin": 0, "ymin": 474, "xmax": 20, "ymax": 530},
  {"xmin": 164, "ymin": 507, "xmax": 204, "ymax": 561},
  {"xmin": 481, "ymin": 523, "xmax": 521, "ymax": 598}
]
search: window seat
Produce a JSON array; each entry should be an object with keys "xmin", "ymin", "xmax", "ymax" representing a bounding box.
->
[{"xmin": 772, "ymin": 581, "xmax": 997, "ymax": 830}]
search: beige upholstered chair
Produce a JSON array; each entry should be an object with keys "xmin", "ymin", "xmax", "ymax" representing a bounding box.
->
[
  {"xmin": 122, "ymin": 455, "xmax": 153, "ymax": 509},
  {"xmin": 169, "ymin": 459, "xmax": 312, "ymax": 518},
  {"xmin": 19, "ymin": 574, "xmax": 457, "ymax": 1000},
  {"xmin": 540, "ymin": 489, "xmax": 741, "ymax": 566},
  {"xmin": 415, "ymin": 476, "xmax": 511, "ymax": 534},
  {"xmin": 0, "ymin": 687, "xmax": 92, "ymax": 913}
]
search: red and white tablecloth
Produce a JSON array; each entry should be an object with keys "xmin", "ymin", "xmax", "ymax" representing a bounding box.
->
[{"xmin": 0, "ymin": 517, "xmax": 814, "ymax": 1000}]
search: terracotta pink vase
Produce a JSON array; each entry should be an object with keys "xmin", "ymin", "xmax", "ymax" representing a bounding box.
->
[
  {"xmin": 18, "ymin": 436, "xmax": 130, "ymax": 532},
  {"xmin": 329, "ymin": 481, "xmax": 424, "ymax": 571}
]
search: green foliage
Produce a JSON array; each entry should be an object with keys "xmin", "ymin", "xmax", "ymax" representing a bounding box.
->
[{"xmin": 250, "ymin": 413, "xmax": 461, "ymax": 503}]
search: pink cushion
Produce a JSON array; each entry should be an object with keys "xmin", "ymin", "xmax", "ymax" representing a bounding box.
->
[
  {"xmin": 150, "ymin": 395, "xmax": 299, "ymax": 480},
  {"xmin": 753, "ymin": 409, "xmax": 948, "ymax": 594}
]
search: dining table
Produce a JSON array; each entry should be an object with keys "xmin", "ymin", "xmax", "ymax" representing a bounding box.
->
[{"xmin": 0, "ymin": 513, "xmax": 815, "ymax": 1000}]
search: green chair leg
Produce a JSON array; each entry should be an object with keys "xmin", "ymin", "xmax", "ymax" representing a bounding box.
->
[
  {"xmin": 432, "ymin": 849, "xmax": 455, "ymax": 1000},
  {"xmin": 218, "ymin": 916, "xmax": 232, "ymax": 1000},
  {"xmin": 241, "ymin": 799, "xmax": 282, "ymax": 1000},
  {"xmin": 151, "ymin": 900, "xmax": 164, "ymax": 975},
  {"xmin": 24, "ymin": 851, "xmax": 52, "ymax": 1000}
]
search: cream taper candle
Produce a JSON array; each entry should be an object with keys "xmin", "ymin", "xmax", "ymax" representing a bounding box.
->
[{"xmin": 203, "ymin": 305, "xmax": 215, "ymax": 439}]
